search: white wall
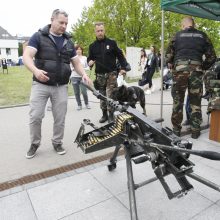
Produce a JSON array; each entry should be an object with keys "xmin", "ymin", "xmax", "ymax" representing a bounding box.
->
[
  {"xmin": 126, "ymin": 47, "xmax": 150, "ymax": 78},
  {"xmin": 0, "ymin": 39, "xmax": 18, "ymax": 48},
  {"xmin": 0, "ymin": 39, "xmax": 19, "ymax": 63}
]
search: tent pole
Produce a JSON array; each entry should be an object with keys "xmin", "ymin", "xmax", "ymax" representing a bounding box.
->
[{"xmin": 160, "ymin": 10, "xmax": 165, "ymax": 121}]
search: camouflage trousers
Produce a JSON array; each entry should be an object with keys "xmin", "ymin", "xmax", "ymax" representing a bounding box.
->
[
  {"xmin": 207, "ymin": 80, "xmax": 220, "ymax": 112},
  {"xmin": 95, "ymin": 72, "xmax": 117, "ymax": 111},
  {"xmin": 171, "ymin": 65, "xmax": 203, "ymax": 132}
]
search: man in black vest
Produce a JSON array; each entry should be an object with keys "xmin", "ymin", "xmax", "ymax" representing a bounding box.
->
[
  {"xmin": 166, "ymin": 17, "xmax": 216, "ymax": 139},
  {"xmin": 87, "ymin": 22, "xmax": 127, "ymax": 123},
  {"xmin": 23, "ymin": 9, "xmax": 91, "ymax": 159}
]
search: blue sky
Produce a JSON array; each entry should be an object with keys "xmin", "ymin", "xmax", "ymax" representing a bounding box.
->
[{"xmin": 0, "ymin": 0, "xmax": 93, "ymax": 36}]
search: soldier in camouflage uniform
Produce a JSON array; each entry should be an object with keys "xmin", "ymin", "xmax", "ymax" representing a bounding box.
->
[
  {"xmin": 165, "ymin": 17, "xmax": 216, "ymax": 139},
  {"xmin": 204, "ymin": 61, "xmax": 220, "ymax": 113},
  {"xmin": 88, "ymin": 22, "xmax": 127, "ymax": 123},
  {"xmin": 203, "ymin": 60, "xmax": 220, "ymax": 96}
]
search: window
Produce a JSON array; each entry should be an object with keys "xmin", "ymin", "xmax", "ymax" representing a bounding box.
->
[{"xmin": 6, "ymin": 48, "xmax": 11, "ymax": 55}]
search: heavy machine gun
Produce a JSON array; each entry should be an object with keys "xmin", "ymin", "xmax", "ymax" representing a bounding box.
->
[{"xmin": 75, "ymin": 82, "xmax": 220, "ymax": 220}]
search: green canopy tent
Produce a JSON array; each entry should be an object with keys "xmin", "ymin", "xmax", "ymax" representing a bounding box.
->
[
  {"xmin": 161, "ymin": 0, "xmax": 220, "ymax": 21},
  {"xmin": 159, "ymin": 0, "xmax": 220, "ymax": 120}
]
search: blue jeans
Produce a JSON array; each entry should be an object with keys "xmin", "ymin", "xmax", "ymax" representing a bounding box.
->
[
  {"xmin": 71, "ymin": 77, "xmax": 88, "ymax": 106},
  {"xmin": 185, "ymin": 95, "xmax": 191, "ymax": 121}
]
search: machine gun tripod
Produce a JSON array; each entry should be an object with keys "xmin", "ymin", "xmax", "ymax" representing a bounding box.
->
[{"xmin": 75, "ymin": 82, "xmax": 220, "ymax": 220}]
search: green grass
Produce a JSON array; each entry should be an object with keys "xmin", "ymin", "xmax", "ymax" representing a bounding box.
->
[
  {"xmin": 0, "ymin": 66, "xmax": 32, "ymax": 106},
  {"xmin": 0, "ymin": 66, "xmax": 159, "ymax": 107},
  {"xmin": 0, "ymin": 66, "xmax": 73, "ymax": 107}
]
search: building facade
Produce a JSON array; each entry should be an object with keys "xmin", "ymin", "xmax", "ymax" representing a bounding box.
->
[{"xmin": 0, "ymin": 26, "xmax": 19, "ymax": 65}]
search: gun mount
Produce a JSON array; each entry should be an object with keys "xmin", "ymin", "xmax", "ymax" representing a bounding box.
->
[{"xmin": 75, "ymin": 82, "xmax": 220, "ymax": 220}]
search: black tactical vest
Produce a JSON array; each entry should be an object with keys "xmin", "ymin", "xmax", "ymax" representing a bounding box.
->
[
  {"xmin": 34, "ymin": 25, "xmax": 74, "ymax": 86},
  {"xmin": 174, "ymin": 27, "xmax": 207, "ymax": 63}
]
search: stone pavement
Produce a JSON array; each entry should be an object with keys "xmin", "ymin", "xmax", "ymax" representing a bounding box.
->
[
  {"xmin": 0, "ymin": 78, "xmax": 219, "ymax": 219},
  {"xmin": 0, "ymin": 131, "xmax": 220, "ymax": 220}
]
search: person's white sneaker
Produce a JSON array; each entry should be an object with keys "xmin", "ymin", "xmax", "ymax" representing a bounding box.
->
[
  {"xmin": 143, "ymin": 84, "xmax": 149, "ymax": 91},
  {"xmin": 145, "ymin": 90, "xmax": 151, "ymax": 95},
  {"xmin": 151, "ymin": 85, "xmax": 155, "ymax": 93},
  {"xmin": 77, "ymin": 106, "xmax": 82, "ymax": 110}
]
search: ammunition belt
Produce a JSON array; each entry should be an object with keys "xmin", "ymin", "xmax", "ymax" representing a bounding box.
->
[{"xmin": 79, "ymin": 112, "xmax": 133, "ymax": 153}]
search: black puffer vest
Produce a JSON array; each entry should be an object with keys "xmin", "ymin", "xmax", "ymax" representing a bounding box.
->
[
  {"xmin": 174, "ymin": 27, "xmax": 207, "ymax": 63},
  {"xmin": 34, "ymin": 25, "xmax": 74, "ymax": 86}
]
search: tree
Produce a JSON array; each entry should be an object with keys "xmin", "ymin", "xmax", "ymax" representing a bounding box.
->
[
  {"xmin": 71, "ymin": 0, "xmax": 220, "ymax": 55},
  {"xmin": 18, "ymin": 43, "xmax": 23, "ymax": 57},
  {"xmin": 71, "ymin": 0, "xmax": 162, "ymax": 53}
]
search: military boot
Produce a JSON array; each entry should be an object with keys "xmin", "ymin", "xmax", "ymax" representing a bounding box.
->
[
  {"xmin": 108, "ymin": 111, "xmax": 114, "ymax": 123},
  {"xmin": 201, "ymin": 91, "xmax": 210, "ymax": 100},
  {"xmin": 173, "ymin": 129, "xmax": 181, "ymax": 137},
  {"xmin": 99, "ymin": 110, "xmax": 108, "ymax": 123},
  {"xmin": 191, "ymin": 131, "xmax": 201, "ymax": 139}
]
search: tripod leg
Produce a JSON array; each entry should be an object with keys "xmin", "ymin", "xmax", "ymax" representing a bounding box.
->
[
  {"xmin": 110, "ymin": 144, "xmax": 122, "ymax": 164},
  {"xmin": 108, "ymin": 145, "xmax": 122, "ymax": 171},
  {"xmin": 125, "ymin": 146, "xmax": 138, "ymax": 220},
  {"xmin": 187, "ymin": 173, "xmax": 220, "ymax": 192}
]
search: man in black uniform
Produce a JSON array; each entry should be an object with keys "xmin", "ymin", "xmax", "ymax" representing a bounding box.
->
[
  {"xmin": 166, "ymin": 17, "xmax": 216, "ymax": 139},
  {"xmin": 87, "ymin": 22, "xmax": 127, "ymax": 123}
]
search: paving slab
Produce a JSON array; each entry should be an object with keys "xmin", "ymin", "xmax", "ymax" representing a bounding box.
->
[
  {"xmin": 117, "ymin": 182, "xmax": 214, "ymax": 220},
  {"xmin": 27, "ymin": 172, "xmax": 112, "ymax": 220},
  {"xmin": 61, "ymin": 197, "xmax": 130, "ymax": 220},
  {"xmin": 191, "ymin": 204, "xmax": 220, "ymax": 220},
  {"xmin": 0, "ymin": 191, "xmax": 37, "ymax": 220}
]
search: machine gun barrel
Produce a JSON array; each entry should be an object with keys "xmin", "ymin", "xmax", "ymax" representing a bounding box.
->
[
  {"xmin": 81, "ymin": 81, "xmax": 107, "ymax": 101},
  {"xmin": 81, "ymin": 81, "xmax": 126, "ymax": 111},
  {"xmin": 149, "ymin": 143, "xmax": 220, "ymax": 160}
]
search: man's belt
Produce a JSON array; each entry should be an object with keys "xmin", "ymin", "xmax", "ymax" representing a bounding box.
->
[
  {"xmin": 96, "ymin": 73, "xmax": 107, "ymax": 75},
  {"xmin": 176, "ymin": 60, "xmax": 202, "ymax": 66}
]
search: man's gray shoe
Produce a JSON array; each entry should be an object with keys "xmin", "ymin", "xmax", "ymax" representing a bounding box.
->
[
  {"xmin": 26, "ymin": 144, "xmax": 39, "ymax": 159},
  {"xmin": 53, "ymin": 144, "xmax": 66, "ymax": 155}
]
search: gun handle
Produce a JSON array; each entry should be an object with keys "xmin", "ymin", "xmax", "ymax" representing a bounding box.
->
[
  {"xmin": 154, "ymin": 165, "xmax": 193, "ymax": 199},
  {"xmin": 176, "ymin": 176, "xmax": 193, "ymax": 192},
  {"xmin": 154, "ymin": 165, "xmax": 174, "ymax": 199}
]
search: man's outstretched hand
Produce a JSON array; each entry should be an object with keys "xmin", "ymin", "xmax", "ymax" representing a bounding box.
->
[{"xmin": 82, "ymin": 73, "xmax": 92, "ymax": 86}]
